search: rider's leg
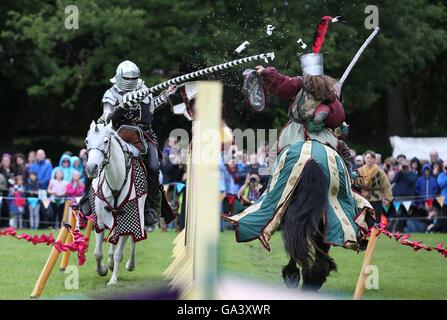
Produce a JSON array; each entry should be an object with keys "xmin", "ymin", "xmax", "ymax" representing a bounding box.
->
[
  {"xmin": 143, "ymin": 142, "xmax": 162, "ymax": 225},
  {"xmin": 79, "ymin": 175, "xmax": 93, "ymax": 216}
]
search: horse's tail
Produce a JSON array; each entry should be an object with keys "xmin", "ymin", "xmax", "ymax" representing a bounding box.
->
[{"xmin": 282, "ymin": 159, "xmax": 327, "ymax": 269}]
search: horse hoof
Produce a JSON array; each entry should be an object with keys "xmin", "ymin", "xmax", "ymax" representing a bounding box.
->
[
  {"xmin": 107, "ymin": 279, "xmax": 118, "ymax": 286},
  {"xmin": 126, "ymin": 260, "xmax": 135, "ymax": 272},
  {"xmin": 96, "ymin": 263, "xmax": 108, "ymax": 277},
  {"xmin": 283, "ymin": 272, "xmax": 300, "ymax": 288}
]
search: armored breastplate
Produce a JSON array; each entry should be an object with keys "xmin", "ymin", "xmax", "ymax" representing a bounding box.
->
[
  {"xmin": 122, "ymin": 106, "xmax": 142, "ymax": 125},
  {"xmin": 102, "ymin": 86, "xmax": 153, "ymax": 129}
]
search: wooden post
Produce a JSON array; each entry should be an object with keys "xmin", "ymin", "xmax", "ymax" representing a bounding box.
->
[
  {"xmin": 31, "ymin": 203, "xmax": 79, "ymax": 298},
  {"xmin": 164, "ymin": 81, "xmax": 223, "ymax": 300},
  {"xmin": 30, "ymin": 225, "xmax": 71, "ymax": 298},
  {"xmin": 189, "ymin": 81, "xmax": 222, "ymax": 300},
  {"xmin": 353, "ymin": 227, "xmax": 380, "ymax": 300},
  {"xmin": 59, "ymin": 204, "xmax": 79, "ymax": 271},
  {"xmin": 83, "ymin": 219, "xmax": 94, "ymax": 253}
]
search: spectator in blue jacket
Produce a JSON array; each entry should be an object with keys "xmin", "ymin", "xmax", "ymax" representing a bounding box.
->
[
  {"xmin": 30, "ymin": 149, "xmax": 53, "ymax": 189},
  {"xmin": 389, "ymin": 159, "xmax": 418, "ymax": 232},
  {"xmin": 70, "ymin": 156, "xmax": 83, "ymax": 174},
  {"xmin": 392, "ymin": 159, "xmax": 418, "ymax": 197},
  {"xmin": 415, "ymin": 163, "xmax": 440, "ymax": 204},
  {"xmin": 51, "ymin": 154, "xmax": 73, "ymax": 182},
  {"xmin": 435, "ymin": 161, "xmax": 447, "ymax": 232},
  {"xmin": 438, "ymin": 161, "xmax": 447, "ymax": 199}
]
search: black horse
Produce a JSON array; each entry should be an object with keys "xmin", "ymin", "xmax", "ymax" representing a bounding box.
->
[
  {"xmin": 280, "ymin": 159, "xmax": 374, "ymax": 290},
  {"xmin": 280, "ymin": 160, "xmax": 337, "ymax": 291}
]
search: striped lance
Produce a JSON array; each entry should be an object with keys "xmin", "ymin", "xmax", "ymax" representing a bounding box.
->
[{"xmin": 148, "ymin": 52, "xmax": 275, "ymax": 93}]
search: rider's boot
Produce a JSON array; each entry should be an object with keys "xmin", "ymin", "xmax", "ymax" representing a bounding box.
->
[
  {"xmin": 142, "ymin": 151, "xmax": 162, "ymax": 228},
  {"xmin": 145, "ymin": 183, "xmax": 161, "ymax": 228},
  {"xmin": 79, "ymin": 177, "xmax": 93, "ymax": 216}
]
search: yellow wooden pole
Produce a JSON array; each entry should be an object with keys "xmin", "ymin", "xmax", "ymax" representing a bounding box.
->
[
  {"xmin": 59, "ymin": 204, "xmax": 79, "ymax": 271},
  {"xmin": 189, "ymin": 81, "xmax": 222, "ymax": 300},
  {"xmin": 164, "ymin": 82, "xmax": 222, "ymax": 300},
  {"xmin": 353, "ymin": 227, "xmax": 380, "ymax": 300},
  {"xmin": 30, "ymin": 225, "xmax": 71, "ymax": 298}
]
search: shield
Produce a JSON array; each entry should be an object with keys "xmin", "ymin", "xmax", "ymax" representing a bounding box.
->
[
  {"xmin": 167, "ymin": 82, "xmax": 197, "ymax": 121},
  {"xmin": 242, "ymin": 69, "xmax": 265, "ymax": 112}
]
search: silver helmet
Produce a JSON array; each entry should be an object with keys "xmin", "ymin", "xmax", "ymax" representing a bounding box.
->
[
  {"xmin": 299, "ymin": 53, "xmax": 324, "ymax": 76},
  {"xmin": 110, "ymin": 60, "xmax": 143, "ymax": 91}
]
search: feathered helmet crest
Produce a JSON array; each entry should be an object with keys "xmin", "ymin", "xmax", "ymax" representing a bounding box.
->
[{"xmin": 300, "ymin": 16, "xmax": 343, "ymax": 76}]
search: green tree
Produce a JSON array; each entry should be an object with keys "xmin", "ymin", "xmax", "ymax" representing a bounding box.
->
[{"xmin": 0, "ymin": 0, "xmax": 446, "ymax": 157}]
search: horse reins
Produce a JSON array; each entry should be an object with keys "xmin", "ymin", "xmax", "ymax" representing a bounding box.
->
[{"xmin": 89, "ymin": 131, "xmax": 133, "ymax": 211}]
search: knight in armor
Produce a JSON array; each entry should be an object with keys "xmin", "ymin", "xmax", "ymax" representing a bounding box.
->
[
  {"xmin": 225, "ymin": 16, "xmax": 375, "ymax": 255},
  {"xmin": 253, "ymin": 16, "xmax": 354, "ymax": 176},
  {"xmin": 80, "ymin": 60, "xmax": 177, "ymax": 224}
]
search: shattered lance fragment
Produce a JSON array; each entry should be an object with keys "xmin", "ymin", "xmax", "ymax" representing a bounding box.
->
[
  {"xmin": 266, "ymin": 25, "xmax": 275, "ymax": 36},
  {"xmin": 235, "ymin": 41, "xmax": 250, "ymax": 53},
  {"xmin": 297, "ymin": 38, "xmax": 307, "ymax": 49}
]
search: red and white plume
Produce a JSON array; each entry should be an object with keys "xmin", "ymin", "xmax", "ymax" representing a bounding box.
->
[{"xmin": 312, "ymin": 16, "xmax": 341, "ymax": 53}]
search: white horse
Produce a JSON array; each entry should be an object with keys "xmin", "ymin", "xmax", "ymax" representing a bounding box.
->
[{"xmin": 85, "ymin": 121, "xmax": 148, "ymax": 286}]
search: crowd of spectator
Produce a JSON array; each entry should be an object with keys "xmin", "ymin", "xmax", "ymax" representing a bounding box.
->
[
  {"xmin": 1, "ymin": 140, "xmax": 446, "ymax": 235},
  {"xmin": 158, "ymin": 138, "xmax": 270, "ymax": 231},
  {"xmin": 0, "ymin": 149, "xmax": 88, "ymax": 230},
  {"xmin": 351, "ymin": 149, "xmax": 447, "ymax": 233}
]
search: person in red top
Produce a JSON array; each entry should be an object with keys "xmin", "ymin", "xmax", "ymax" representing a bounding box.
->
[{"xmin": 66, "ymin": 171, "xmax": 85, "ymax": 198}]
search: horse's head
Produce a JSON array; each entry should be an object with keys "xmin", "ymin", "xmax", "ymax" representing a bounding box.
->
[{"xmin": 85, "ymin": 120, "xmax": 114, "ymax": 179}]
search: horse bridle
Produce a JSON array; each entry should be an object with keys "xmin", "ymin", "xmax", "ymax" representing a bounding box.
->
[
  {"xmin": 86, "ymin": 136, "xmax": 112, "ymax": 170},
  {"xmin": 87, "ymin": 131, "xmax": 131, "ymax": 200}
]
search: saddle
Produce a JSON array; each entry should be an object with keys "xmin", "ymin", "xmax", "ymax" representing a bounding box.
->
[
  {"xmin": 117, "ymin": 125, "xmax": 148, "ymax": 156},
  {"xmin": 117, "ymin": 126, "xmax": 176, "ymax": 224}
]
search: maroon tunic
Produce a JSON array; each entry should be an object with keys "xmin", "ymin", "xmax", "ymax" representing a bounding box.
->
[{"xmin": 260, "ymin": 67, "xmax": 345, "ymax": 129}]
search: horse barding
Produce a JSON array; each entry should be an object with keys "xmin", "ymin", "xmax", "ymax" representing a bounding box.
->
[
  {"xmin": 84, "ymin": 121, "xmax": 174, "ymax": 285},
  {"xmin": 225, "ymin": 139, "xmax": 376, "ymax": 290}
]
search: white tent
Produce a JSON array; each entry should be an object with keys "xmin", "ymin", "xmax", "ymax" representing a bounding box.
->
[{"xmin": 389, "ymin": 136, "xmax": 447, "ymax": 161}]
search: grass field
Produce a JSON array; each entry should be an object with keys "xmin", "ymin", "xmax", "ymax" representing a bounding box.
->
[{"xmin": 0, "ymin": 229, "xmax": 446, "ymax": 300}]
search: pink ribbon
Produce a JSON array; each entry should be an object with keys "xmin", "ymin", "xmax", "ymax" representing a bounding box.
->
[
  {"xmin": 372, "ymin": 223, "xmax": 447, "ymax": 259},
  {"xmin": 1, "ymin": 227, "xmax": 88, "ymax": 265}
]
